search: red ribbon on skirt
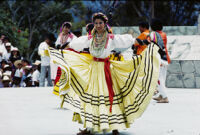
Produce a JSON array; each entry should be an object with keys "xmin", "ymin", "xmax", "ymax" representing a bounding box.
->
[
  {"xmin": 54, "ymin": 67, "xmax": 62, "ymax": 85},
  {"xmin": 93, "ymin": 57, "xmax": 114, "ymax": 112}
]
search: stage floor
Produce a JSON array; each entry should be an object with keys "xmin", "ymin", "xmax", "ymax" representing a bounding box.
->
[{"xmin": 0, "ymin": 87, "xmax": 200, "ymax": 135}]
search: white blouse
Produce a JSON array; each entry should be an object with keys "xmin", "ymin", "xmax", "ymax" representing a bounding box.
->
[
  {"xmin": 69, "ymin": 34, "xmax": 135, "ymax": 58},
  {"xmin": 55, "ymin": 33, "xmax": 77, "ymax": 47}
]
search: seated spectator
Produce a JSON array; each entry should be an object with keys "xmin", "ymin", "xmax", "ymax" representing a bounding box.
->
[
  {"xmin": 12, "ymin": 60, "xmax": 23, "ymax": 87},
  {"xmin": 32, "ymin": 60, "xmax": 41, "ymax": 87},
  {"xmin": 0, "ymin": 60, "xmax": 7, "ymax": 69},
  {"xmin": 2, "ymin": 64, "xmax": 12, "ymax": 77},
  {"xmin": 2, "ymin": 75, "xmax": 11, "ymax": 87},
  {"xmin": 22, "ymin": 65, "xmax": 33, "ymax": 87},
  {"xmin": 1, "ymin": 64, "xmax": 12, "ymax": 87},
  {"xmin": 9, "ymin": 47, "xmax": 21, "ymax": 63},
  {"xmin": 22, "ymin": 59, "xmax": 30, "ymax": 67}
]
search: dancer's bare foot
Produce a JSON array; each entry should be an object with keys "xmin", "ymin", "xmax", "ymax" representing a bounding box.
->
[
  {"xmin": 77, "ymin": 128, "xmax": 93, "ymax": 135},
  {"xmin": 112, "ymin": 130, "xmax": 119, "ymax": 135}
]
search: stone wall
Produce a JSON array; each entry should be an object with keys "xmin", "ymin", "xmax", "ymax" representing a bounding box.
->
[
  {"xmin": 82, "ymin": 26, "xmax": 197, "ymax": 36},
  {"xmin": 82, "ymin": 26, "xmax": 200, "ymax": 88},
  {"xmin": 167, "ymin": 60, "xmax": 200, "ymax": 88}
]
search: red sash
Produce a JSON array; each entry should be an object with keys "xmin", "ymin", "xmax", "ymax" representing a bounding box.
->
[{"xmin": 93, "ymin": 57, "xmax": 114, "ymax": 112}]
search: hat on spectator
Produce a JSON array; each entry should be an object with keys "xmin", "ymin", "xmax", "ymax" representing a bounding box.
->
[
  {"xmin": 2, "ymin": 75, "xmax": 10, "ymax": 81},
  {"xmin": 4, "ymin": 64, "xmax": 10, "ymax": 69},
  {"xmin": 14, "ymin": 60, "xmax": 22, "ymax": 67},
  {"xmin": 5, "ymin": 42, "xmax": 11, "ymax": 47},
  {"xmin": 23, "ymin": 65, "xmax": 32, "ymax": 70},
  {"xmin": 11, "ymin": 47, "xmax": 19, "ymax": 52},
  {"xmin": 32, "ymin": 60, "xmax": 41, "ymax": 65}
]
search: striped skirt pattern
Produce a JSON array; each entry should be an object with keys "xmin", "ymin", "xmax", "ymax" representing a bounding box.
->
[{"xmin": 48, "ymin": 43, "xmax": 160, "ymax": 132}]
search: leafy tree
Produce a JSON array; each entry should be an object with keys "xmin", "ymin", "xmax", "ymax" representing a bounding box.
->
[
  {"xmin": 0, "ymin": 0, "xmax": 86, "ymax": 61},
  {"xmin": 111, "ymin": 1, "xmax": 200, "ymax": 26},
  {"xmin": 0, "ymin": 3, "xmax": 28, "ymax": 57},
  {"xmin": 83, "ymin": 0, "xmax": 200, "ymax": 26}
]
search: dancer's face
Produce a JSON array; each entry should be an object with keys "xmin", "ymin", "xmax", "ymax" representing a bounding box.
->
[
  {"xmin": 63, "ymin": 26, "xmax": 70, "ymax": 35},
  {"xmin": 94, "ymin": 19, "xmax": 105, "ymax": 34}
]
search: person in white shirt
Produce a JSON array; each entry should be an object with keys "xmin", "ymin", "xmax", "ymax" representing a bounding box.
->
[
  {"xmin": 3, "ymin": 42, "xmax": 12, "ymax": 62},
  {"xmin": 32, "ymin": 60, "xmax": 41, "ymax": 87},
  {"xmin": 0, "ymin": 35, "xmax": 6, "ymax": 63},
  {"xmin": 38, "ymin": 33, "xmax": 56, "ymax": 87},
  {"xmin": 12, "ymin": 60, "xmax": 23, "ymax": 87}
]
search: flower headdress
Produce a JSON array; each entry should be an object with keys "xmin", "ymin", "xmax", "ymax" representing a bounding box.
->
[
  {"xmin": 60, "ymin": 22, "xmax": 72, "ymax": 33},
  {"xmin": 91, "ymin": 12, "xmax": 112, "ymax": 34}
]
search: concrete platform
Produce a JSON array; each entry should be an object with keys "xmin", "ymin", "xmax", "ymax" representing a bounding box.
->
[{"xmin": 0, "ymin": 87, "xmax": 200, "ymax": 135}]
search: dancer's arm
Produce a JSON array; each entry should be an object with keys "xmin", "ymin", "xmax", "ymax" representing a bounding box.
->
[
  {"xmin": 113, "ymin": 34, "xmax": 135, "ymax": 52},
  {"xmin": 68, "ymin": 36, "xmax": 90, "ymax": 52}
]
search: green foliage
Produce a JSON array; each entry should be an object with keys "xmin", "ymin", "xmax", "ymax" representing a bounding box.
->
[
  {"xmin": 0, "ymin": 5, "xmax": 29, "ymax": 56},
  {"xmin": 0, "ymin": 0, "xmax": 86, "ymax": 62},
  {"xmin": 110, "ymin": 1, "xmax": 200, "ymax": 26}
]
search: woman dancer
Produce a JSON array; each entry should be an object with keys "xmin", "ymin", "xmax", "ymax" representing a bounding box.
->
[{"xmin": 49, "ymin": 12, "xmax": 160, "ymax": 135}]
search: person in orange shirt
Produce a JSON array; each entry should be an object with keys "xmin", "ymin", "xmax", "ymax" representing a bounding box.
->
[
  {"xmin": 151, "ymin": 18, "xmax": 170, "ymax": 103},
  {"xmin": 134, "ymin": 21, "xmax": 150, "ymax": 55}
]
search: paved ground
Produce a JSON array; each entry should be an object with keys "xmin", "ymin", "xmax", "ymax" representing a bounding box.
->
[{"xmin": 0, "ymin": 87, "xmax": 200, "ymax": 135}]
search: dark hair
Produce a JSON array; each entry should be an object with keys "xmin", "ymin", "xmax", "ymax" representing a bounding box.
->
[
  {"xmin": 138, "ymin": 21, "xmax": 149, "ymax": 29},
  {"xmin": 45, "ymin": 33, "xmax": 56, "ymax": 42},
  {"xmin": 1, "ymin": 60, "xmax": 7, "ymax": 65},
  {"xmin": 151, "ymin": 18, "xmax": 163, "ymax": 31},
  {"xmin": 86, "ymin": 23, "xmax": 94, "ymax": 33},
  {"xmin": 92, "ymin": 12, "xmax": 108, "ymax": 23},
  {"xmin": 2, "ymin": 36, "xmax": 9, "ymax": 42},
  {"xmin": 63, "ymin": 22, "xmax": 72, "ymax": 29},
  {"xmin": 22, "ymin": 59, "xmax": 30, "ymax": 65}
]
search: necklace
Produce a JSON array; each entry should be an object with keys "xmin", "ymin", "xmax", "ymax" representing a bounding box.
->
[
  {"xmin": 60, "ymin": 33, "xmax": 69, "ymax": 45},
  {"xmin": 91, "ymin": 31, "xmax": 108, "ymax": 57},
  {"xmin": 94, "ymin": 32, "xmax": 106, "ymax": 45}
]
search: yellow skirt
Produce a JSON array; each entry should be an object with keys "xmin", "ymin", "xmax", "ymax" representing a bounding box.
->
[{"xmin": 49, "ymin": 43, "xmax": 160, "ymax": 132}]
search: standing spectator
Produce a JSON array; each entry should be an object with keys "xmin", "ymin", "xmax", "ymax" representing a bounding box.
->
[
  {"xmin": 32, "ymin": 60, "xmax": 41, "ymax": 87},
  {"xmin": 9, "ymin": 47, "xmax": 21, "ymax": 63},
  {"xmin": 38, "ymin": 33, "xmax": 56, "ymax": 87},
  {"xmin": 12, "ymin": 60, "xmax": 23, "ymax": 87},
  {"xmin": 151, "ymin": 18, "xmax": 170, "ymax": 103},
  {"xmin": 133, "ymin": 21, "xmax": 150, "ymax": 55},
  {"xmin": 0, "ymin": 34, "xmax": 5, "ymax": 45},
  {"xmin": 0, "ymin": 34, "xmax": 6, "ymax": 63},
  {"xmin": 3, "ymin": 43, "xmax": 12, "ymax": 61}
]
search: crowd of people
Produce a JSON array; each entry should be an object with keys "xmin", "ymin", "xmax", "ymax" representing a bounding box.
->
[{"xmin": 0, "ymin": 35, "xmax": 41, "ymax": 88}]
